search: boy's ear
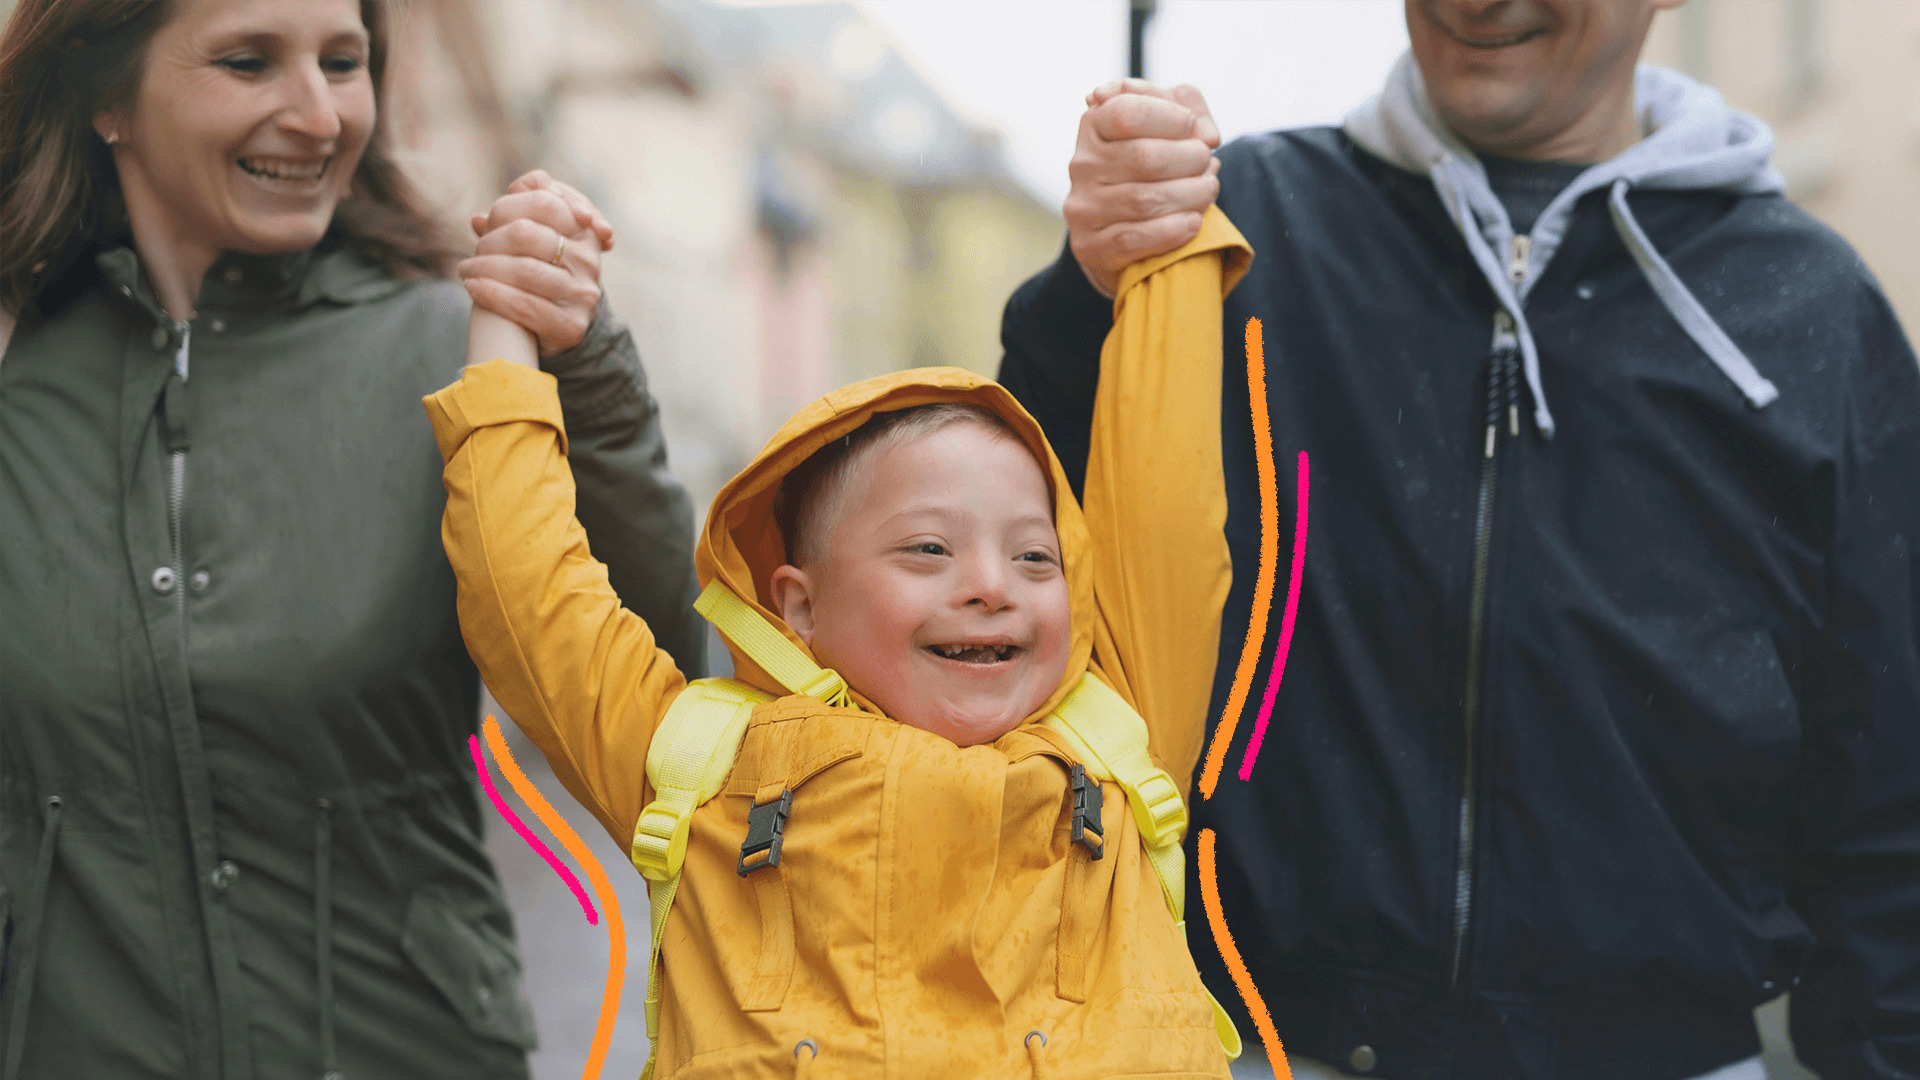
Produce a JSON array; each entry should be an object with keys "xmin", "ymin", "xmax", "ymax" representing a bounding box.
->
[{"xmin": 767, "ymin": 564, "xmax": 816, "ymax": 646}]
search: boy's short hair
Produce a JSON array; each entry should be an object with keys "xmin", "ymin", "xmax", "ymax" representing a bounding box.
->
[{"xmin": 776, "ymin": 403, "xmax": 1023, "ymax": 568}]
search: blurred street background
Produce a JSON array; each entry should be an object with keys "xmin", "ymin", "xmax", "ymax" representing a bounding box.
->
[{"xmin": 5, "ymin": 0, "xmax": 1911, "ymax": 1075}]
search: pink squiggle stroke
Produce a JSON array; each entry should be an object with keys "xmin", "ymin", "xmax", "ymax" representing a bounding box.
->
[
  {"xmin": 1238, "ymin": 451, "xmax": 1310, "ymax": 782},
  {"xmin": 469, "ymin": 734, "xmax": 598, "ymax": 924}
]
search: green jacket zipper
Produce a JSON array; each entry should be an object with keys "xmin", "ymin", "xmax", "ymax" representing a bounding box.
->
[
  {"xmin": 1450, "ymin": 236, "xmax": 1528, "ymax": 988},
  {"xmin": 163, "ymin": 322, "xmax": 191, "ymax": 613}
]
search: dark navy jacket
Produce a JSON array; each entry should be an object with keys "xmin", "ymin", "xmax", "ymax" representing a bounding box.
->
[{"xmin": 1000, "ymin": 127, "xmax": 1920, "ymax": 1080}]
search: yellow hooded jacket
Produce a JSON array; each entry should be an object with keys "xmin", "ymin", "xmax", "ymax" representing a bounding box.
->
[{"xmin": 425, "ymin": 209, "xmax": 1251, "ymax": 1079}]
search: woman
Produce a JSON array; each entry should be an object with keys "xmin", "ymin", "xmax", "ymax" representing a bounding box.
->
[{"xmin": 0, "ymin": 2, "xmax": 704, "ymax": 1078}]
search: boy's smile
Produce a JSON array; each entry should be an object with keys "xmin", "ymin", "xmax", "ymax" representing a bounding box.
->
[{"xmin": 770, "ymin": 421, "xmax": 1072, "ymax": 746}]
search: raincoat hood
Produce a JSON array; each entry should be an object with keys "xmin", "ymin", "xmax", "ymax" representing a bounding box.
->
[
  {"xmin": 1345, "ymin": 54, "xmax": 1785, "ymax": 436},
  {"xmin": 694, "ymin": 368, "xmax": 1095, "ymax": 724}
]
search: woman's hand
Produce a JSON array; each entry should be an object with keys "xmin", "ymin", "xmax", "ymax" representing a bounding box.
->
[{"xmin": 460, "ymin": 170, "xmax": 617, "ymax": 358}]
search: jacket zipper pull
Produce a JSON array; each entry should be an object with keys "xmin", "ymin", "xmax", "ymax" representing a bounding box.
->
[
  {"xmin": 1485, "ymin": 311, "xmax": 1520, "ymax": 458},
  {"xmin": 160, "ymin": 369, "xmax": 190, "ymax": 453},
  {"xmin": 1507, "ymin": 234, "xmax": 1531, "ymax": 285}
]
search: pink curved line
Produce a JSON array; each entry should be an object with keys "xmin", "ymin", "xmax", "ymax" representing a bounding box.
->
[
  {"xmin": 1238, "ymin": 451, "xmax": 1309, "ymax": 782},
  {"xmin": 469, "ymin": 734, "xmax": 598, "ymax": 924}
]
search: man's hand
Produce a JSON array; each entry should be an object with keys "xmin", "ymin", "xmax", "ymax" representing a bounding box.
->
[
  {"xmin": 460, "ymin": 170, "xmax": 614, "ymax": 359},
  {"xmin": 1065, "ymin": 80, "xmax": 1221, "ymax": 299}
]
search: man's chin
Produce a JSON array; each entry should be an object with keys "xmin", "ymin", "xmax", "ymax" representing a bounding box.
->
[{"xmin": 1430, "ymin": 85, "xmax": 1549, "ymax": 155}]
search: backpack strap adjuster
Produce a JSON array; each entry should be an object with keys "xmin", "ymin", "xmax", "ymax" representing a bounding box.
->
[
  {"xmin": 737, "ymin": 788, "xmax": 793, "ymax": 876},
  {"xmin": 1068, "ymin": 764, "xmax": 1104, "ymax": 859}
]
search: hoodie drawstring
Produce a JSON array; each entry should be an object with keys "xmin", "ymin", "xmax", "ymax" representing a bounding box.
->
[
  {"xmin": 3, "ymin": 795, "xmax": 63, "ymax": 1080},
  {"xmin": 315, "ymin": 798, "xmax": 341, "ymax": 1080},
  {"xmin": 1025, "ymin": 1031, "xmax": 1051, "ymax": 1080},
  {"xmin": 1605, "ymin": 179, "xmax": 1780, "ymax": 409}
]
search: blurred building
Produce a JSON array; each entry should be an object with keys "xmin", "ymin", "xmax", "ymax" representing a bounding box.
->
[
  {"xmin": 387, "ymin": 0, "xmax": 1063, "ymax": 516},
  {"xmin": 1646, "ymin": 0, "xmax": 1920, "ymax": 335}
]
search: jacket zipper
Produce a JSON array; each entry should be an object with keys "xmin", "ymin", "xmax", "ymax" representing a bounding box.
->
[
  {"xmin": 1449, "ymin": 238, "xmax": 1527, "ymax": 987},
  {"xmin": 167, "ymin": 322, "xmax": 191, "ymax": 613}
]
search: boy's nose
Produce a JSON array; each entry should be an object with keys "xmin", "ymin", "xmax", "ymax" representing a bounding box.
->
[{"xmin": 959, "ymin": 557, "xmax": 1013, "ymax": 612}]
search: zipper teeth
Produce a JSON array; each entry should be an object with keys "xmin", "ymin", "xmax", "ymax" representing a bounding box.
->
[
  {"xmin": 1451, "ymin": 449, "xmax": 1498, "ymax": 986},
  {"xmin": 1452, "ymin": 249, "xmax": 1524, "ymax": 988},
  {"xmin": 170, "ymin": 324, "xmax": 189, "ymax": 611}
]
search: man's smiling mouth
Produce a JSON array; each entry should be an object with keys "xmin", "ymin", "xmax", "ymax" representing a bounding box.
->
[
  {"xmin": 927, "ymin": 643, "xmax": 1020, "ymax": 665},
  {"xmin": 1442, "ymin": 24, "xmax": 1548, "ymax": 49}
]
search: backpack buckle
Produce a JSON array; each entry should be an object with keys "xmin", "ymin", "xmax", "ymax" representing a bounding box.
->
[
  {"xmin": 1069, "ymin": 764, "xmax": 1104, "ymax": 859},
  {"xmin": 737, "ymin": 788, "xmax": 793, "ymax": 876}
]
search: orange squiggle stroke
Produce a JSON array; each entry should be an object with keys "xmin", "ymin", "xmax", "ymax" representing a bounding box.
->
[
  {"xmin": 1199, "ymin": 317, "xmax": 1278, "ymax": 801},
  {"xmin": 482, "ymin": 716, "xmax": 626, "ymax": 1080},
  {"xmin": 1201, "ymin": 827, "xmax": 1288, "ymax": 1077}
]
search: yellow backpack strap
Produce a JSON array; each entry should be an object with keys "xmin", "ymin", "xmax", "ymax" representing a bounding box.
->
[
  {"xmin": 1039, "ymin": 673, "xmax": 1244, "ymax": 1061},
  {"xmin": 630, "ymin": 676, "xmax": 772, "ymax": 1080},
  {"xmin": 695, "ymin": 580, "xmax": 850, "ymax": 706},
  {"xmin": 1042, "ymin": 675, "xmax": 1188, "ymax": 910}
]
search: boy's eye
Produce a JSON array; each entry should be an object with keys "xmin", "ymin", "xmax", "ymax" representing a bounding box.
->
[
  {"xmin": 912, "ymin": 542, "xmax": 948, "ymax": 557},
  {"xmin": 219, "ymin": 55, "xmax": 268, "ymax": 74},
  {"xmin": 1016, "ymin": 551, "xmax": 1057, "ymax": 565},
  {"xmin": 322, "ymin": 54, "xmax": 363, "ymax": 75}
]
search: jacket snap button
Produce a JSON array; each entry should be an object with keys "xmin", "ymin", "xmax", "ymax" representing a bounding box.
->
[
  {"xmin": 209, "ymin": 860, "xmax": 239, "ymax": 889},
  {"xmin": 150, "ymin": 326, "xmax": 170, "ymax": 350},
  {"xmin": 1576, "ymin": 283, "xmax": 1596, "ymax": 300},
  {"xmin": 209, "ymin": 318, "xmax": 226, "ymax": 334},
  {"xmin": 151, "ymin": 567, "xmax": 177, "ymax": 594},
  {"xmin": 190, "ymin": 570, "xmax": 211, "ymax": 592},
  {"xmin": 223, "ymin": 267, "xmax": 244, "ymax": 284},
  {"xmin": 475, "ymin": 984, "xmax": 492, "ymax": 1007},
  {"xmin": 1348, "ymin": 1044, "xmax": 1378, "ymax": 1073}
]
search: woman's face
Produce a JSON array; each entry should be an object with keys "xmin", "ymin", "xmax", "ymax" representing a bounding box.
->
[{"xmin": 101, "ymin": 0, "xmax": 375, "ymax": 256}]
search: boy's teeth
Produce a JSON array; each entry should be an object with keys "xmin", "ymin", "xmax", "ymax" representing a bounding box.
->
[{"xmin": 931, "ymin": 644, "xmax": 1014, "ymax": 663}]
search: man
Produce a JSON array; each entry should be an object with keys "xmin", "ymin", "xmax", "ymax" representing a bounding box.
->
[{"xmin": 998, "ymin": 2, "xmax": 1920, "ymax": 1078}]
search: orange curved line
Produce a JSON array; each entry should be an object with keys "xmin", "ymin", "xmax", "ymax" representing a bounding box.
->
[
  {"xmin": 483, "ymin": 717, "xmax": 626, "ymax": 1080},
  {"xmin": 1200, "ymin": 827, "xmax": 1288, "ymax": 1077},
  {"xmin": 1199, "ymin": 317, "xmax": 1280, "ymax": 800}
]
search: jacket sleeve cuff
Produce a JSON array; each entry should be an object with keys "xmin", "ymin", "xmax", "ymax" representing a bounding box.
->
[
  {"xmin": 539, "ymin": 297, "xmax": 651, "ymax": 430},
  {"xmin": 423, "ymin": 359, "xmax": 568, "ymax": 463}
]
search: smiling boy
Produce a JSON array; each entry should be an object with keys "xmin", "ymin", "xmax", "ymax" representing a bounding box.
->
[{"xmin": 428, "ymin": 212, "xmax": 1251, "ymax": 1077}]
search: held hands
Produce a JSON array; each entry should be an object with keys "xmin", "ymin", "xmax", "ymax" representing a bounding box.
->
[
  {"xmin": 461, "ymin": 170, "xmax": 616, "ymax": 366},
  {"xmin": 1066, "ymin": 80, "xmax": 1221, "ymax": 299}
]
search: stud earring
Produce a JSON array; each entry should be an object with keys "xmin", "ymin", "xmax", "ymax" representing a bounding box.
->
[{"xmin": 103, "ymin": 130, "xmax": 120, "ymax": 145}]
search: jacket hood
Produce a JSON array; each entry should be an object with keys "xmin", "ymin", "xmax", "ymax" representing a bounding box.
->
[
  {"xmin": 694, "ymin": 367, "xmax": 1095, "ymax": 723},
  {"xmin": 1345, "ymin": 54, "xmax": 1785, "ymax": 436}
]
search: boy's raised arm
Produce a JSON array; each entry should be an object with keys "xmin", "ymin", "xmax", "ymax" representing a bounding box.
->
[
  {"xmin": 1081, "ymin": 208, "xmax": 1252, "ymax": 800},
  {"xmin": 425, "ymin": 310, "xmax": 688, "ymax": 845}
]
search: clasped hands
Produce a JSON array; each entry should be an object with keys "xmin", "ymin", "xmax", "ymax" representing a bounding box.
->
[{"xmin": 461, "ymin": 169, "xmax": 616, "ymax": 367}]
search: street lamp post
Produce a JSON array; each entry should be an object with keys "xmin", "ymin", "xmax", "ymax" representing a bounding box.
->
[{"xmin": 1129, "ymin": 0, "xmax": 1156, "ymax": 79}]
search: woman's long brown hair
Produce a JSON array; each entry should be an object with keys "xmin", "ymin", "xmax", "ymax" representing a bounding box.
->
[{"xmin": 0, "ymin": 0, "xmax": 461, "ymax": 319}]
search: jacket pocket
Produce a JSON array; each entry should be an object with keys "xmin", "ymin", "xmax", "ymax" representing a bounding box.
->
[
  {"xmin": 717, "ymin": 710, "xmax": 870, "ymax": 1015},
  {"xmin": 399, "ymin": 886, "xmax": 539, "ymax": 1050}
]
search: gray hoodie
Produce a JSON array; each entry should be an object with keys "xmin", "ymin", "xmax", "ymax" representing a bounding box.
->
[{"xmin": 1344, "ymin": 54, "xmax": 1784, "ymax": 437}]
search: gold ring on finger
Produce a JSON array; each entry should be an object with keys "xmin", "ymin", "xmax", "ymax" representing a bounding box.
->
[{"xmin": 551, "ymin": 236, "xmax": 567, "ymax": 266}]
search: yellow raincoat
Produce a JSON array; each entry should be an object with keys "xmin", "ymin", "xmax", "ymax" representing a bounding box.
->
[{"xmin": 424, "ymin": 209, "xmax": 1250, "ymax": 1078}]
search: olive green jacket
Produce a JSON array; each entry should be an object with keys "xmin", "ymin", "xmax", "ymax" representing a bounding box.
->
[{"xmin": 0, "ymin": 242, "xmax": 704, "ymax": 1080}]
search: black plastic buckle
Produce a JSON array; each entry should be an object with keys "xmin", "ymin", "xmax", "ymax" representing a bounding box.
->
[
  {"xmin": 1068, "ymin": 764, "xmax": 1104, "ymax": 859},
  {"xmin": 737, "ymin": 788, "xmax": 793, "ymax": 876}
]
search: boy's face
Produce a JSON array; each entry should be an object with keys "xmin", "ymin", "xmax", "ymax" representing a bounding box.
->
[{"xmin": 770, "ymin": 422, "xmax": 1072, "ymax": 746}]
